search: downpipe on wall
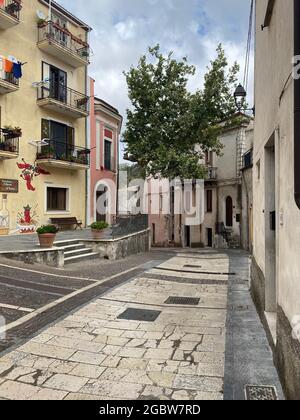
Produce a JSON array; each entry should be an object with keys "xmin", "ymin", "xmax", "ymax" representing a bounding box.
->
[{"xmin": 294, "ymin": 0, "xmax": 300, "ymax": 208}]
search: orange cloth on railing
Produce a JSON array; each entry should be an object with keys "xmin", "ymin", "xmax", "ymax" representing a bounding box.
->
[{"xmin": 4, "ymin": 59, "xmax": 13, "ymax": 73}]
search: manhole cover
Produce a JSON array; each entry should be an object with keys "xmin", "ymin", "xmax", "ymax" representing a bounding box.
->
[
  {"xmin": 118, "ymin": 308, "xmax": 161, "ymax": 322},
  {"xmin": 165, "ymin": 296, "xmax": 200, "ymax": 305},
  {"xmin": 245, "ymin": 385, "xmax": 278, "ymax": 401}
]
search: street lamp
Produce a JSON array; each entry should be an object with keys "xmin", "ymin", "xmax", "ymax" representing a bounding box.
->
[{"xmin": 234, "ymin": 84, "xmax": 247, "ymax": 111}]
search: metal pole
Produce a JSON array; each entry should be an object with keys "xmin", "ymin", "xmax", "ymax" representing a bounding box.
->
[{"xmin": 48, "ymin": 0, "xmax": 52, "ymax": 21}]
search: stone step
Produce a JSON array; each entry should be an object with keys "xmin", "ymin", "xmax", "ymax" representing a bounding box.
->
[
  {"xmin": 58, "ymin": 243, "xmax": 85, "ymax": 252},
  {"xmin": 64, "ymin": 252, "xmax": 99, "ymax": 265},
  {"xmin": 54, "ymin": 239, "xmax": 81, "ymax": 248},
  {"xmin": 64, "ymin": 247, "xmax": 94, "ymax": 258}
]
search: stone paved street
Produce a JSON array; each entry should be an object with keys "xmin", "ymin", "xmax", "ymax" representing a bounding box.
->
[{"xmin": 0, "ymin": 249, "xmax": 283, "ymax": 400}]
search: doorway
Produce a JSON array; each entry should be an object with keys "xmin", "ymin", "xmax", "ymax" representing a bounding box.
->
[
  {"xmin": 152, "ymin": 223, "xmax": 156, "ymax": 246},
  {"xmin": 96, "ymin": 185, "xmax": 108, "ymax": 222},
  {"xmin": 184, "ymin": 226, "xmax": 191, "ymax": 247},
  {"xmin": 207, "ymin": 228, "xmax": 213, "ymax": 247},
  {"xmin": 226, "ymin": 196, "xmax": 233, "ymax": 227}
]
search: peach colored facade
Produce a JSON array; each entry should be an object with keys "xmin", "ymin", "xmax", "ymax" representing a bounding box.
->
[{"xmin": 88, "ymin": 78, "xmax": 122, "ymax": 225}]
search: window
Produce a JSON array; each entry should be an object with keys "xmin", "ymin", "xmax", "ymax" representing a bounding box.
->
[
  {"xmin": 206, "ymin": 190, "xmax": 213, "ymax": 213},
  {"xmin": 104, "ymin": 140, "xmax": 112, "ymax": 171},
  {"xmin": 47, "ymin": 187, "xmax": 68, "ymax": 211},
  {"xmin": 205, "ymin": 151, "xmax": 213, "ymax": 165}
]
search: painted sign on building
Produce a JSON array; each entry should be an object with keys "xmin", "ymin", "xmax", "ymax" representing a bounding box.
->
[{"xmin": 0, "ymin": 179, "xmax": 19, "ymax": 193}]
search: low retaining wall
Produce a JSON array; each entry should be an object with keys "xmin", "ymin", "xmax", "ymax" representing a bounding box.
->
[
  {"xmin": 81, "ymin": 229, "xmax": 151, "ymax": 260},
  {"xmin": 0, "ymin": 248, "xmax": 64, "ymax": 268},
  {"xmin": 0, "ymin": 229, "xmax": 151, "ymax": 268}
]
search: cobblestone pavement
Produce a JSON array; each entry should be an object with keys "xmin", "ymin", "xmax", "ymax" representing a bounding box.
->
[{"xmin": 0, "ymin": 249, "xmax": 283, "ymax": 400}]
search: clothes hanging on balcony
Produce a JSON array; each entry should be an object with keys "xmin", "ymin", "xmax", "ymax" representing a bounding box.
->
[
  {"xmin": 12, "ymin": 62, "xmax": 22, "ymax": 79},
  {"xmin": 0, "ymin": 56, "xmax": 23, "ymax": 79}
]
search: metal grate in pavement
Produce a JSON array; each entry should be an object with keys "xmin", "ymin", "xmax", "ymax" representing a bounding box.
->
[
  {"xmin": 118, "ymin": 308, "xmax": 161, "ymax": 322},
  {"xmin": 165, "ymin": 296, "xmax": 200, "ymax": 306},
  {"xmin": 245, "ymin": 385, "xmax": 278, "ymax": 401}
]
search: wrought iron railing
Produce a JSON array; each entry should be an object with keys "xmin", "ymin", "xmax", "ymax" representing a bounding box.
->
[
  {"xmin": 243, "ymin": 148, "xmax": 253, "ymax": 169},
  {"xmin": 207, "ymin": 167, "xmax": 218, "ymax": 180},
  {"xmin": 112, "ymin": 214, "xmax": 149, "ymax": 238},
  {"xmin": 0, "ymin": 129, "xmax": 19, "ymax": 154},
  {"xmin": 38, "ymin": 21, "xmax": 89, "ymax": 61},
  {"xmin": 37, "ymin": 81, "xmax": 89, "ymax": 113},
  {"xmin": 0, "ymin": 0, "xmax": 22, "ymax": 20},
  {"xmin": 37, "ymin": 139, "xmax": 90, "ymax": 166},
  {"xmin": 0, "ymin": 71, "xmax": 19, "ymax": 87}
]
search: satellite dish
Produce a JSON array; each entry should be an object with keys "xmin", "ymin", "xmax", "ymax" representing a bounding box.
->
[{"xmin": 36, "ymin": 10, "xmax": 46, "ymax": 20}]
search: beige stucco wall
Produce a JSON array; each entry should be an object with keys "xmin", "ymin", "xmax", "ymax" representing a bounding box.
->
[
  {"xmin": 0, "ymin": 0, "xmax": 89, "ymax": 231},
  {"xmin": 254, "ymin": 0, "xmax": 300, "ymax": 322}
]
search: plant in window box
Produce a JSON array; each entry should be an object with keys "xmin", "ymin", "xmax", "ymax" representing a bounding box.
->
[
  {"xmin": 3, "ymin": 126, "xmax": 22, "ymax": 139},
  {"xmin": 6, "ymin": 0, "xmax": 22, "ymax": 17},
  {"xmin": 36, "ymin": 224, "xmax": 58, "ymax": 248},
  {"xmin": 90, "ymin": 221, "xmax": 110, "ymax": 240}
]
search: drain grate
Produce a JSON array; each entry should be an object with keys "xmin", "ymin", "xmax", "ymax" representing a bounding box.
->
[
  {"xmin": 184, "ymin": 264, "xmax": 203, "ymax": 269},
  {"xmin": 165, "ymin": 296, "xmax": 200, "ymax": 306},
  {"xmin": 118, "ymin": 308, "xmax": 161, "ymax": 322},
  {"xmin": 245, "ymin": 385, "xmax": 278, "ymax": 401}
]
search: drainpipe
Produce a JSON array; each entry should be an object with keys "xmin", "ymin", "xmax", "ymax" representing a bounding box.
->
[{"xmin": 295, "ymin": 0, "xmax": 300, "ymax": 208}]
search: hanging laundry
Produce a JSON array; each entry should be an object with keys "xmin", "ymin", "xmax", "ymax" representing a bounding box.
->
[
  {"xmin": 12, "ymin": 62, "xmax": 22, "ymax": 79},
  {"xmin": 4, "ymin": 58, "xmax": 13, "ymax": 73},
  {"xmin": 0, "ymin": 0, "xmax": 5, "ymax": 8}
]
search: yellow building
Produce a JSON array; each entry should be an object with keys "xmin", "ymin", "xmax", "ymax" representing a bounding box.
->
[{"xmin": 0, "ymin": 0, "xmax": 91, "ymax": 234}]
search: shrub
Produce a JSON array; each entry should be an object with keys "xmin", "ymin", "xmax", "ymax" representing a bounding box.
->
[
  {"xmin": 90, "ymin": 221, "xmax": 109, "ymax": 230},
  {"xmin": 36, "ymin": 225, "xmax": 58, "ymax": 235}
]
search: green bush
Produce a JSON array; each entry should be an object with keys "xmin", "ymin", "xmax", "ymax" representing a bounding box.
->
[
  {"xmin": 90, "ymin": 221, "xmax": 109, "ymax": 230},
  {"xmin": 36, "ymin": 225, "xmax": 58, "ymax": 235}
]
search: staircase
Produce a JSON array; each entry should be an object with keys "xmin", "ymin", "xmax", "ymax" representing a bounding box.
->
[
  {"xmin": 225, "ymin": 230, "xmax": 241, "ymax": 249},
  {"xmin": 54, "ymin": 239, "xmax": 100, "ymax": 265}
]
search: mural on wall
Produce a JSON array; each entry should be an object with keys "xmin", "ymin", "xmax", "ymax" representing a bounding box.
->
[
  {"xmin": 17, "ymin": 159, "xmax": 50, "ymax": 191},
  {"xmin": 17, "ymin": 204, "xmax": 39, "ymax": 234}
]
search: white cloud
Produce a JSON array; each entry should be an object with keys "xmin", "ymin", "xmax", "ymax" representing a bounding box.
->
[{"xmin": 59, "ymin": 0, "xmax": 254, "ymax": 159}]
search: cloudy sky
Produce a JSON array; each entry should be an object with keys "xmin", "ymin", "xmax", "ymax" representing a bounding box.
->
[{"xmin": 60, "ymin": 0, "xmax": 253, "ymax": 158}]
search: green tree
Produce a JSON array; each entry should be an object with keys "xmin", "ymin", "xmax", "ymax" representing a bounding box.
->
[{"xmin": 123, "ymin": 44, "xmax": 239, "ymax": 179}]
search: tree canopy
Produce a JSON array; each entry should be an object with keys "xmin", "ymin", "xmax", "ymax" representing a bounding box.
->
[{"xmin": 123, "ymin": 44, "xmax": 240, "ymax": 179}]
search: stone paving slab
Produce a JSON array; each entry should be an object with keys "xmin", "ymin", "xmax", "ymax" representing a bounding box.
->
[{"xmin": 0, "ymin": 249, "xmax": 284, "ymax": 400}]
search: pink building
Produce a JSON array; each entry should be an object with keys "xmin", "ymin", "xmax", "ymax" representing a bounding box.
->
[{"xmin": 88, "ymin": 78, "xmax": 122, "ymax": 225}]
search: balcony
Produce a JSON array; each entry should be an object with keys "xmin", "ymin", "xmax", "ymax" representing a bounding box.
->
[
  {"xmin": 36, "ymin": 140, "xmax": 90, "ymax": 170},
  {"xmin": 37, "ymin": 21, "xmax": 89, "ymax": 68},
  {"xmin": 0, "ymin": 72, "xmax": 19, "ymax": 94},
  {"xmin": 243, "ymin": 148, "xmax": 253, "ymax": 169},
  {"xmin": 207, "ymin": 167, "xmax": 218, "ymax": 180},
  {"xmin": 0, "ymin": 0, "xmax": 21, "ymax": 30},
  {"xmin": 37, "ymin": 82, "xmax": 89, "ymax": 119},
  {"xmin": 0, "ymin": 128, "xmax": 20, "ymax": 159}
]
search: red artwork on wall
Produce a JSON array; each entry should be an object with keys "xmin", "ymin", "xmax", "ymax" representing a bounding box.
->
[{"xmin": 17, "ymin": 159, "xmax": 50, "ymax": 191}]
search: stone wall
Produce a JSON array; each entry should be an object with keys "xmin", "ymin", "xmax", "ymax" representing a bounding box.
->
[{"xmin": 82, "ymin": 229, "xmax": 151, "ymax": 260}]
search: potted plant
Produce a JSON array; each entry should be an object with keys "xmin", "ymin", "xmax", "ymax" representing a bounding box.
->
[
  {"xmin": 90, "ymin": 221, "xmax": 109, "ymax": 239},
  {"xmin": 37, "ymin": 224, "xmax": 58, "ymax": 248}
]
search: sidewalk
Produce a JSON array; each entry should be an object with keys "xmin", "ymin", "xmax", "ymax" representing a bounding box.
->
[{"xmin": 0, "ymin": 249, "xmax": 283, "ymax": 400}]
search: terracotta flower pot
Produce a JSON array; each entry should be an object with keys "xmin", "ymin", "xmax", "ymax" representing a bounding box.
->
[
  {"xmin": 38, "ymin": 233, "xmax": 56, "ymax": 248},
  {"xmin": 91, "ymin": 229, "xmax": 107, "ymax": 240}
]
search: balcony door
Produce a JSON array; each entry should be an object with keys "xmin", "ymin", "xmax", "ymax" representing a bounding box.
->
[
  {"xmin": 42, "ymin": 62, "xmax": 67, "ymax": 103},
  {"xmin": 41, "ymin": 119, "xmax": 74, "ymax": 159}
]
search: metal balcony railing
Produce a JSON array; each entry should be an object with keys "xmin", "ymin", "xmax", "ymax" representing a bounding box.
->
[
  {"xmin": 37, "ymin": 140, "xmax": 90, "ymax": 166},
  {"xmin": 207, "ymin": 167, "xmax": 218, "ymax": 180},
  {"xmin": 37, "ymin": 81, "xmax": 89, "ymax": 113},
  {"xmin": 243, "ymin": 148, "xmax": 253, "ymax": 169},
  {"xmin": 38, "ymin": 21, "xmax": 89, "ymax": 61},
  {"xmin": 0, "ymin": 0, "xmax": 22, "ymax": 20},
  {"xmin": 0, "ymin": 128, "xmax": 19, "ymax": 154},
  {"xmin": 0, "ymin": 71, "xmax": 19, "ymax": 87}
]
